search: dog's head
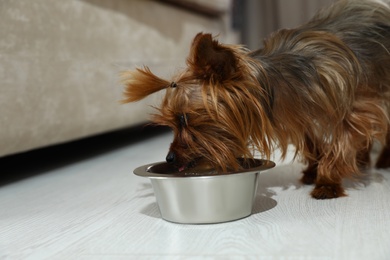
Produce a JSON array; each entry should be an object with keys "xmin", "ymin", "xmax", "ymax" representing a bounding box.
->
[{"xmin": 122, "ymin": 33, "xmax": 273, "ymax": 172}]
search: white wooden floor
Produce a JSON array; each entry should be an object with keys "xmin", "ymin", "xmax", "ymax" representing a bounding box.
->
[{"xmin": 1, "ymin": 127, "xmax": 390, "ymax": 259}]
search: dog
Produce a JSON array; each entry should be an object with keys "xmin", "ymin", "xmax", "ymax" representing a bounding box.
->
[{"xmin": 122, "ymin": 0, "xmax": 390, "ymax": 199}]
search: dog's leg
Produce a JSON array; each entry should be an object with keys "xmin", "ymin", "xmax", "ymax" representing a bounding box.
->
[
  {"xmin": 301, "ymin": 135, "xmax": 318, "ymax": 185},
  {"xmin": 376, "ymin": 130, "xmax": 390, "ymax": 168},
  {"xmin": 308, "ymin": 143, "xmax": 371, "ymax": 199},
  {"xmin": 310, "ymin": 148, "xmax": 350, "ymax": 199}
]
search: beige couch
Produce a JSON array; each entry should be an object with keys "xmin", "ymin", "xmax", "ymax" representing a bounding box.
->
[{"xmin": 0, "ymin": 0, "xmax": 237, "ymax": 157}]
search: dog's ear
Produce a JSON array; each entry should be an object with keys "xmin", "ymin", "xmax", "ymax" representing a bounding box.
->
[
  {"xmin": 121, "ymin": 67, "xmax": 170, "ymax": 103},
  {"xmin": 188, "ymin": 33, "xmax": 237, "ymax": 82}
]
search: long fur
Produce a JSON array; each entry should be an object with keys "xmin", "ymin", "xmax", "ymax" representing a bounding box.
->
[{"xmin": 122, "ymin": 0, "xmax": 390, "ymax": 199}]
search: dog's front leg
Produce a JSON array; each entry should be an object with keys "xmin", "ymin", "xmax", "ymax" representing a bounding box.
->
[{"xmin": 310, "ymin": 158, "xmax": 348, "ymax": 199}]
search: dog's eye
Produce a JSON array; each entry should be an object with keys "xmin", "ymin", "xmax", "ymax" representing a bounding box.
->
[{"xmin": 179, "ymin": 114, "xmax": 189, "ymax": 127}]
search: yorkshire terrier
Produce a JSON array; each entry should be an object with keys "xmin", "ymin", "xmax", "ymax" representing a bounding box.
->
[{"xmin": 122, "ymin": 0, "xmax": 390, "ymax": 199}]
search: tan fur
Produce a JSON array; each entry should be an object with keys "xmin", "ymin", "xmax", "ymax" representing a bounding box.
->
[{"xmin": 122, "ymin": 0, "xmax": 390, "ymax": 199}]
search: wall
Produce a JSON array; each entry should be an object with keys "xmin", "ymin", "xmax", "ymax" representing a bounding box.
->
[{"xmin": 241, "ymin": 0, "xmax": 335, "ymax": 49}]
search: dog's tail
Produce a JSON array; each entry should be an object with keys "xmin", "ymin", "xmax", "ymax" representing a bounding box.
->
[{"xmin": 121, "ymin": 66, "xmax": 170, "ymax": 103}]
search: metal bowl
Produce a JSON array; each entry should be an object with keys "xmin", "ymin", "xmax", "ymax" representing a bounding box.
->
[{"xmin": 134, "ymin": 159, "xmax": 275, "ymax": 224}]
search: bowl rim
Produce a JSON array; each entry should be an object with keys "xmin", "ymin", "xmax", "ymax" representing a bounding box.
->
[{"xmin": 133, "ymin": 159, "xmax": 275, "ymax": 179}]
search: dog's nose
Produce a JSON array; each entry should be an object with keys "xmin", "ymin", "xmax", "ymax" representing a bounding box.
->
[{"xmin": 166, "ymin": 151, "xmax": 176, "ymax": 163}]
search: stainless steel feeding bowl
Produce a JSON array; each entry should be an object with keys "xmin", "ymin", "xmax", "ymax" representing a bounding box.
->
[{"xmin": 134, "ymin": 159, "xmax": 275, "ymax": 224}]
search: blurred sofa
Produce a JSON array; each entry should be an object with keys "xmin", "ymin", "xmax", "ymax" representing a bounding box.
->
[{"xmin": 0, "ymin": 0, "xmax": 237, "ymax": 157}]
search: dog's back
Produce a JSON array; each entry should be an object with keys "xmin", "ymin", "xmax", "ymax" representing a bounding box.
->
[{"xmin": 307, "ymin": 0, "xmax": 390, "ymax": 92}]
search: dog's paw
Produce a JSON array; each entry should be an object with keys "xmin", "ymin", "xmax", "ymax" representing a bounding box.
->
[{"xmin": 311, "ymin": 184, "xmax": 346, "ymax": 199}]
